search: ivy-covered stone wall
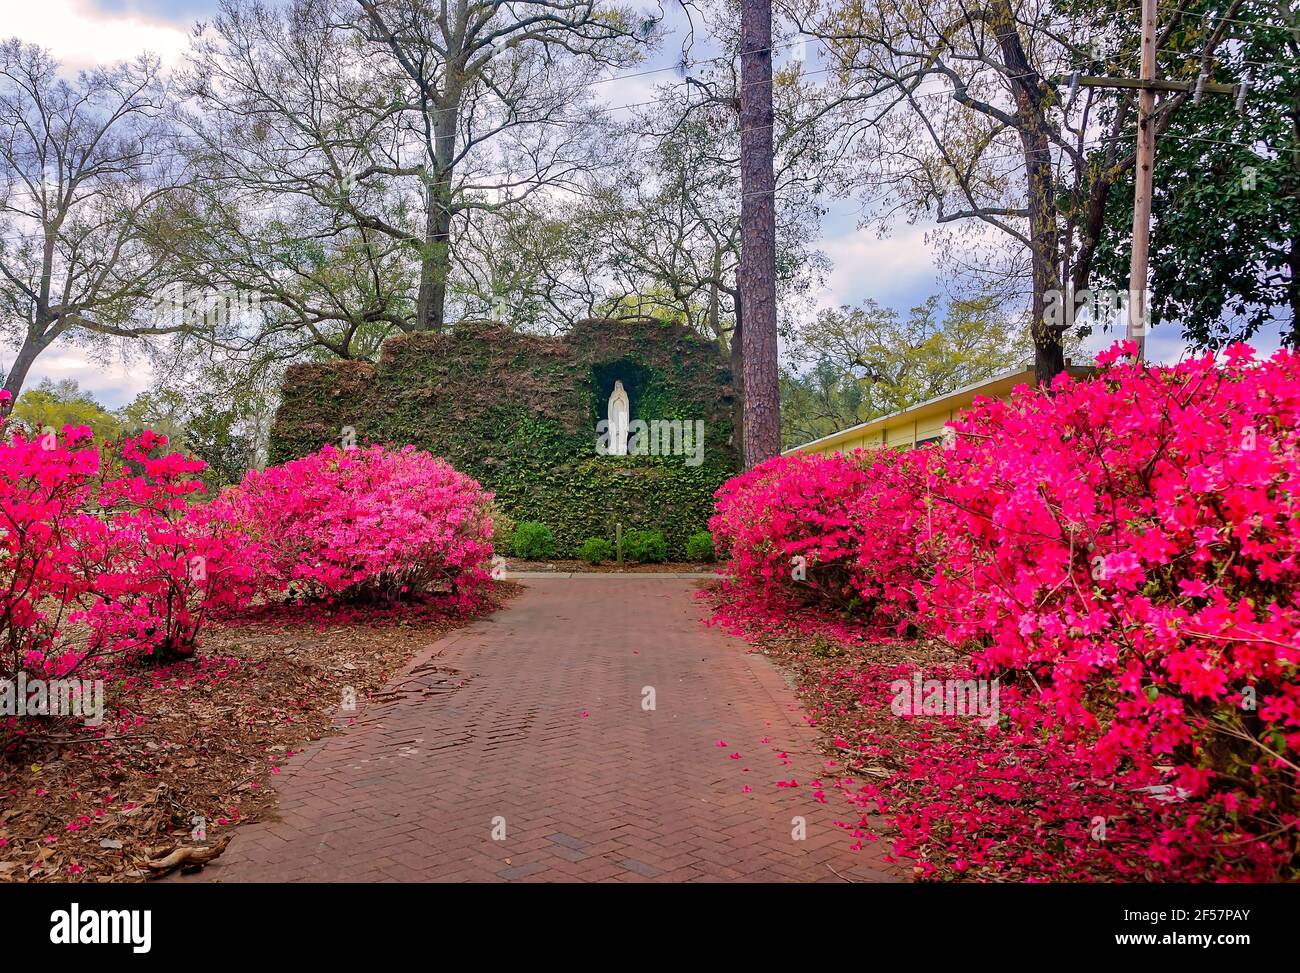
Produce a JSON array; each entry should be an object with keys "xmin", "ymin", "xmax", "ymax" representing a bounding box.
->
[{"xmin": 268, "ymin": 317, "xmax": 738, "ymax": 558}]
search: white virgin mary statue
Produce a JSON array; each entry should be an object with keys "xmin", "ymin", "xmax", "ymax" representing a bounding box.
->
[{"xmin": 607, "ymin": 380, "xmax": 630, "ymax": 456}]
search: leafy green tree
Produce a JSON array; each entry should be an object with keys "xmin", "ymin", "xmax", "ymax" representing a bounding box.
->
[
  {"xmin": 119, "ymin": 388, "xmax": 189, "ymax": 447},
  {"xmin": 121, "ymin": 338, "xmax": 281, "ymax": 492},
  {"xmin": 9, "ymin": 379, "xmax": 124, "ymax": 442},
  {"xmin": 121, "ymin": 386, "xmax": 256, "ymax": 491},
  {"xmin": 780, "ymin": 360, "xmax": 868, "ymax": 449},
  {"xmin": 781, "ymin": 294, "xmax": 1031, "ymax": 448},
  {"xmin": 1092, "ymin": 1, "xmax": 1299, "ymax": 347}
]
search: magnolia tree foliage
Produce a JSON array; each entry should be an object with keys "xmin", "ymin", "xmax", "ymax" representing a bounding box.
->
[{"xmin": 1091, "ymin": 0, "xmax": 1300, "ymax": 348}]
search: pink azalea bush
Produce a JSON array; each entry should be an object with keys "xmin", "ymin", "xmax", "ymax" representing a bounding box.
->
[
  {"xmin": 85, "ymin": 432, "xmax": 264, "ymax": 664},
  {"xmin": 710, "ymin": 343, "xmax": 1300, "ymax": 879},
  {"xmin": 922, "ymin": 342, "xmax": 1300, "ymax": 877},
  {"xmin": 0, "ymin": 409, "xmax": 111, "ymax": 678},
  {"xmin": 2, "ymin": 397, "xmax": 494, "ymax": 683},
  {"xmin": 0, "ymin": 414, "xmax": 261, "ymax": 677},
  {"xmin": 709, "ymin": 448, "xmax": 927, "ymax": 629},
  {"xmin": 219, "ymin": 444, "xmax": 495, "ymax": 607}
]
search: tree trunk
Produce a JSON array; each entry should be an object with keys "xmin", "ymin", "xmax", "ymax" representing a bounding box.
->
[
  {"xmin": 414, "ymin": 180, "xmax": 438, "ymax": 332},
  {"xmin": 1027, "ymin": 144, "xmax": 1065, "ymax": 384},
  {"xmin": 708, "ymin": 246, "xmax": 721, "ymax": 341},
  {"xmin": 414, "ymin": 96, "xmax": 457, "ymax": 332},
  {"xmin": 1022, "ymin": 148, "xmax": 1066, "ymax": 386},
  {"xmin": 1290, "ymin": 85, "xmax": 1300, "ymax": 347},
  {"xmin": 990, "ymin": 0, "xmax": 1065, "ymax": 385},
  {"xmin": 1028, "ymin": 194, "xmax": 1065, "ymax": 382},
  {"xmin": 729, "ymin": 298, "xmax": 744, "ymax": 467},
  {"xmin": 738, "ymin": 0, "xmax": 780, "ymax": 468},
  {"xmin": 2, "ymin": 329, "xmax": 47, "ymax": 410}
]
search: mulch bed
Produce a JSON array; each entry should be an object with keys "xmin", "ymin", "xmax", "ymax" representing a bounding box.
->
[{"xmin": 0, "ymin": 584, "xmax": 519, "ymax": 882}]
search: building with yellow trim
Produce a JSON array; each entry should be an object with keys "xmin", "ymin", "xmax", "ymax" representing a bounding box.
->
[{"xmin": 784, "ymin": 362, "xmax": 1096, "ymax": 457}]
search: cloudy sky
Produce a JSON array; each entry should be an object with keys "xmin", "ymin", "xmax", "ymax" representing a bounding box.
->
[{"xmin": 0, "ymin": 0, "xmax": 1245, "ymax": 407}]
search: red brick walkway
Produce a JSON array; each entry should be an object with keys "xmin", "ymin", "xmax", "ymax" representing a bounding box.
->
[{"xmin": 187, "ymin": 576, "xmax": 903, "ymax": 882}]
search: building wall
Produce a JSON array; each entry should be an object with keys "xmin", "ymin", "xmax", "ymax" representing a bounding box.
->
[{"xmin": 787, "ymin": 366, "xmax": 1096, "ymax": 458}]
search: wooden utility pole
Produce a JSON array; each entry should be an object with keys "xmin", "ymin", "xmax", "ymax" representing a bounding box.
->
[
  {"xmin": 1070, "ymin": 7, "xmax": 1242, "ymax": 362},
  {"xmin": 1126, "ymin": 0, "xmax": 1158, "ymax": 360}
]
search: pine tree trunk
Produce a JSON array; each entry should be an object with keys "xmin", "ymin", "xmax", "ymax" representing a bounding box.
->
[
  {"xmin": 730, "ymin": 299, "xmax": 744, "ymax": 467},
  {"xmin": 1289, "ymin": 87, "xmax": 1299, "ymax": 346},
  {"xmin": 738, "ymin": 0, "xmax": 780, "ymax": 468}
]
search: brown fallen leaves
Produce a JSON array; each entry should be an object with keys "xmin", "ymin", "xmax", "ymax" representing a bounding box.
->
[{"xmin": 0, "ymin": 585, "xmax": 518, "ymax": 882}]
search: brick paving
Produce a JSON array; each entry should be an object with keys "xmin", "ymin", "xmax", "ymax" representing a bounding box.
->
[{"xmin": 186, "ymin": 576, "xmax": 904, "ymax": 883}]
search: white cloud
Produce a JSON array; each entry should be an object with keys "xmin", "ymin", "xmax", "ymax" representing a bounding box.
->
[
  {"xmin": 0, "ymin": 0, "xmax": 190, "ymax": 70},
  {"xmin": 594, "ymin": 71, "xmax": 664, "ymax": 115},
  {"xmin": 2, "ymin": 344, "xmax": 154, "ymax": 409},
  {"xmin": 816, "ymin": 222, "xmax": 941, "ymax": 312}
]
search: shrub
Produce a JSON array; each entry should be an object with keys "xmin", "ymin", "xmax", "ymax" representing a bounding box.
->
[
  {"xmin": 709, "ymin": 448, "xmax": 926, "ymax": 628},
  {"xmin": 917, "ymin": 342, "xmax": 1300, "ymax": 876},
  {"xmin": 222, "ymin": 444, "xmax": 495, "ymax": 606},
  {"xmin": 0, "ymin": 419, "xmax": 493, "ymax": 685},
  {"xmin": 685, "ymin": 530, "xmax": 715, "ymax": 562},
  {"xmin": 709, "ymin": 342, "xmax": 1300, "ymax": 880},
  {"xmin": 0, "ymin": 417, "xmax": 109, "ymax": 678},
  {"xmin": 624, "ymin": 529, "xmax": 667, "ymax": 563},
  {"xmin": 0, "ymin": 411, "xmax": 261, "ymax": 678},
  {"xmin": 510, "ymin": 521, "xmax": 555, "ymax": 560},
  {"xmin": 577, "ymin": 537, "xmax": 613, "ymax": 564},
  {"xmin": 88, "ymin": 432, "xmax": 264, "ymax": 663}
]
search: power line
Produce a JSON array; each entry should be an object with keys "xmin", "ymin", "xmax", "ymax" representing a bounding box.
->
[{"xmin": 1153, "ymin": 3, "xmax": 1294, "ymax": 31}]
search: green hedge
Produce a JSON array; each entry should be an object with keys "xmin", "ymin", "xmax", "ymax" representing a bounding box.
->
[
  {"xmin": 577, "ymin": 537, "xmax": 614, "ymax": 564},
  {"xmin": 268, "ymin": 318, "xmax": 737, "ymax": 559},
  {"xmin": 685, "ymin": 530, "xmax": 716, "ymax": 562},
  {"xmin": 511, "ymin": 521, "xmax": 556, "ymax": 559}
]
